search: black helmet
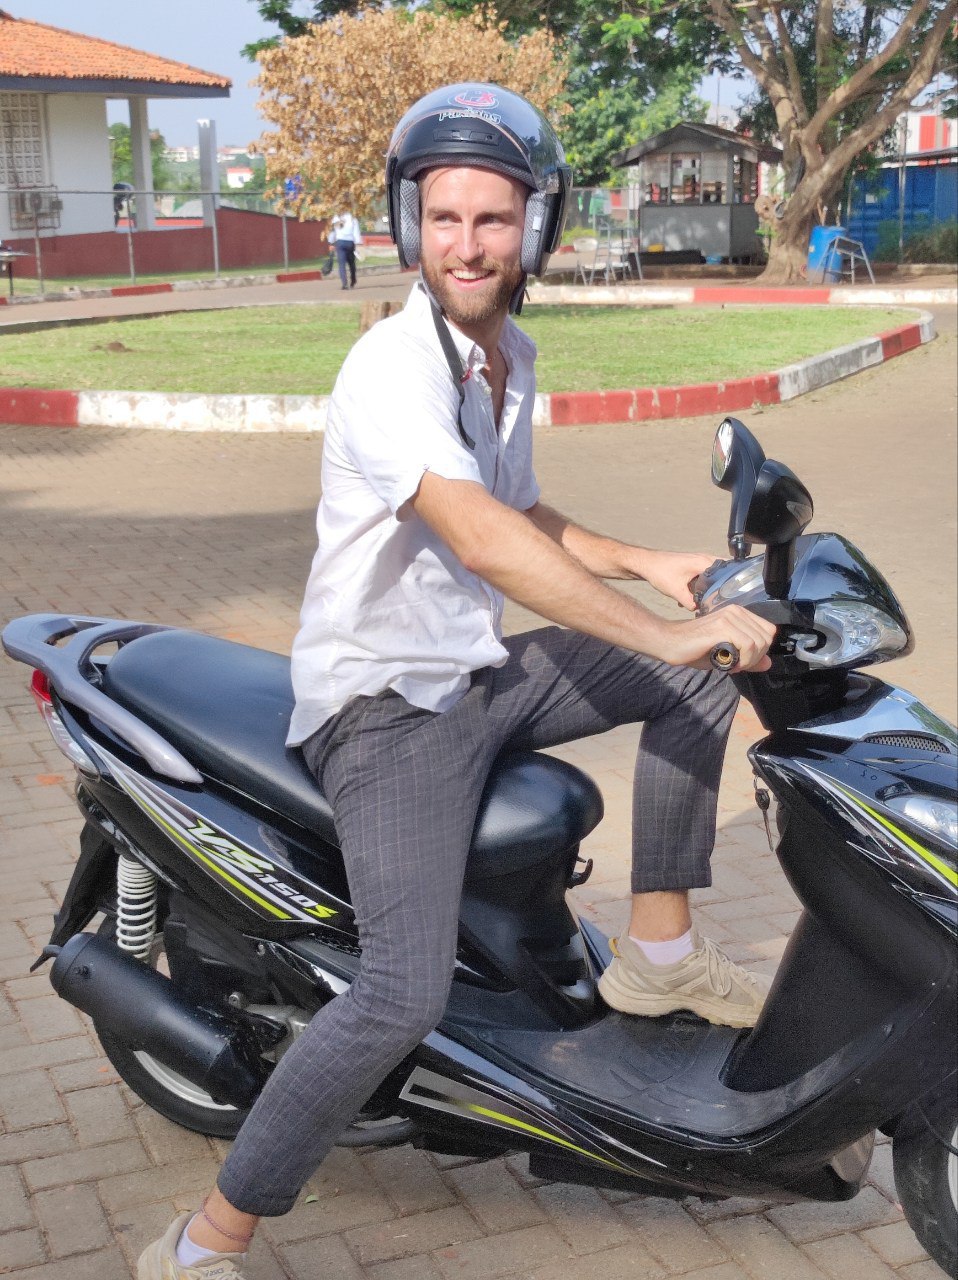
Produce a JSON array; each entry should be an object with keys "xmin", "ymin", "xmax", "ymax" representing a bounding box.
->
[{"xmin": 385, "ymin": 83, "xmax": 571, "ymax": 278}]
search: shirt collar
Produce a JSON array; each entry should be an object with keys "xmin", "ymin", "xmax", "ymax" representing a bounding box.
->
[{"xmin": 409, "ymin": 279, "xmax": 536, "ymax": 376}]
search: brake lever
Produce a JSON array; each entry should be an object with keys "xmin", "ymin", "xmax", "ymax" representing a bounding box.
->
[{"xmin": 689, "ymin": 559, "xmax": 728, "ymax": 609}]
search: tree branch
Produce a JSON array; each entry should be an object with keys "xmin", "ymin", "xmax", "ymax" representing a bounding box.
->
[
  {"xmin": 818, "ymin": 1, "xmax": 958, "ymax": 180},
  {"xmin": 805, "ymin": 0, "xmax": 940, "ymax": 143},
  {"xmin": 814, "ymin": 0, "xmax": 834, "ymax": 109},
  {"xmin": 706, "ymin": 0, "xmax": 798, "ymax": 139},
  {"xmin": 769, "ymin": 3, "xmax": 809, "ymax": 125},
  {"xmin": 857, "ymin": 3, "xmax": 877, "ymax": 69}
]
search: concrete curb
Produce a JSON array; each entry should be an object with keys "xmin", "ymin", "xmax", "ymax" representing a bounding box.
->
[
  {"xmin": 528, "ymin": 283, "xmax": 957, "ymax": 307},
  {"xmin": 0, "ymin": 264, "xmax": 401, "ymax": 308},
  {"xmin": 2, "ymin": 268, "xmax": 954, "ymax": 311},
  {"xmin": 0, "ymin": 313, "xmax": 935, "ymax": 433}
]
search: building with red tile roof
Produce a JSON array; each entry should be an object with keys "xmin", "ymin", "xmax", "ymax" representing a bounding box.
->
[
  {"xmin": 0, "ymin": 10, "xmax": 230, "ymax": 238},
  {"xmin": 0, "ymin": 10, "xmax": 230, "ymax": 96}
]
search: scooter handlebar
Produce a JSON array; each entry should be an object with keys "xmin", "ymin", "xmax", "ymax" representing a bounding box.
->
[{"xmin": 709, "ymin": 643, "xmax": 740, "ymax": 672}]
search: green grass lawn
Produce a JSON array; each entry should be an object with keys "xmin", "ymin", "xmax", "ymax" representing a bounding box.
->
[{"xmin": 0, "ymin": 304, "xmax": 914, "ymax": 396}]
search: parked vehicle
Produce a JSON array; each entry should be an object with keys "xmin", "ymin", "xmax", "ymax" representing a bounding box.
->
[{"xmin": 3, "ymin": 419, "xmax": 956, "ymax": 1274}]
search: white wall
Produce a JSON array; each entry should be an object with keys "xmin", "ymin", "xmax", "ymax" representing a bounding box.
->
[{"xmin": 45, "ymin": 94, "xmax": 114, "ymax": 235}]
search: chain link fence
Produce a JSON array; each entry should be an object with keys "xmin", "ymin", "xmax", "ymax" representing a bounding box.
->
[{"xmin": 0, "ymin": 186, "xmax": 355, "ymax": 295}]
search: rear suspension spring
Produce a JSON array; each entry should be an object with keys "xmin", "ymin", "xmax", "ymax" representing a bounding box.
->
[{"xmin": 115, "ymin": 854, "xmax": 158, "ymax": 961}]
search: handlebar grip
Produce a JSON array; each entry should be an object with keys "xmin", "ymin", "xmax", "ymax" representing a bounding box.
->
[{"xmin": 709, "ymin": 643, "xmax": 740, "ymax": 672}]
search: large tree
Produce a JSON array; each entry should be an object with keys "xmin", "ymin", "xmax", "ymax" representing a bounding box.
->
[
  {"xmin": 246, "ymin": 0, "xmax": 715, "ymax": 189},
  {"xmin": 250, "ymin": 6, "xmax": 569, "ymax": 220},
  {"xmin": 696, "ymin": 1, "xmax": 958, "ymax": 281}
]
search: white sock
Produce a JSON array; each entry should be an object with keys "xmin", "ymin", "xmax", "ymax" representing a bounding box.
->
[
  {"xmin": 630, "ymin": 928, "xmax": 695, "ymax": 966},
  {"xmin": 176, "ymin": 1216, "xmax": 226, "ymax": 1266}
]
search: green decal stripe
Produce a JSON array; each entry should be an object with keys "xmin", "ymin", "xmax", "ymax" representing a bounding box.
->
[
  {"xmin": 837, "ymin": 786, "xmax": 958, "ymax": 889},
  {"xmin": 462, "ymin": 1102, "xmax": 633, "ymax": 1173},
  {"xmin": 117, "ymin": 780, "xmax": 294, "ymax": 919}
]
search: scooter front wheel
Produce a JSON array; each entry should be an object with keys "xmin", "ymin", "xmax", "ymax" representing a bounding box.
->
[{"xmin": 892, "ymin": 1084, "xmax": 958, "ymax": 1277}]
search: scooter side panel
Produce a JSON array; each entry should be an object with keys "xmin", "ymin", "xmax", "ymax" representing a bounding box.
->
[{"xmin": 74, "ymin": 745, "xmax": 357, "ymax": 948}]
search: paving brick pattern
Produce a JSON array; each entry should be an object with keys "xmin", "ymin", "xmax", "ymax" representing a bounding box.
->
[{"xmin": 0, "ymin": 315, "xmax": 955, "ymax": 1277}]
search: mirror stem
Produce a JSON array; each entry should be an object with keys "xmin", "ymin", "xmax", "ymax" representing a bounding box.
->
[
  {"xmin": 763, "ymin": 542, "xmax": 796, "ymax": 600},
  {"xmin": 729, "ymin": 534, "xmax": 750, "ymax": 561}
]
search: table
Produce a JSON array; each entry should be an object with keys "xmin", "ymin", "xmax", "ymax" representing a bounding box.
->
[{"xmin": 0, "ymin": 248, "xmax": 29, "ymax": 296}]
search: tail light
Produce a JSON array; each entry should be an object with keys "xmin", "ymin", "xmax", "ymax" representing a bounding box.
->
[
  {"xmin": 30, "ymin": 668, "xmax": 53, "ymax": 710},
  {"xmin": 29, "ymin": 669, "xmax": 99, "ymax": 775}
]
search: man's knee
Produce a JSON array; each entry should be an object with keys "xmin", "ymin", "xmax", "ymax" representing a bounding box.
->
[{"xmin": 351, "ymin": 966, "xmax": 452, "ymax": 1050}]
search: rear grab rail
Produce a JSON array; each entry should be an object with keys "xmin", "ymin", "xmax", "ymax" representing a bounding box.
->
[{"xmin": 2, "ymin": 613, "xmax": 203, "ymax": 786}]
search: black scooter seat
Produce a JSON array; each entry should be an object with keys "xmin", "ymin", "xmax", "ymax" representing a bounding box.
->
[{"xmin": 101, "ymin": 630, "xmax": 604, "ymax": 876}]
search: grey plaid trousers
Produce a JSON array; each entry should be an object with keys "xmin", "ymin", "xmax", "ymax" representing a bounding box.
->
[{"xmin": 217, "ymin": 626, "xmax": 738, "ymax": 1214}]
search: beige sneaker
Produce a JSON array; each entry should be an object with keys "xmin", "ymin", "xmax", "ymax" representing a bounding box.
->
[
  {"xmin": 137, "ymin": 1212, "xmax": 248, "ymax": 1280},
  {"xmin": 597, "ymin": 928, "xmax": 769, "ymax": 1028}
]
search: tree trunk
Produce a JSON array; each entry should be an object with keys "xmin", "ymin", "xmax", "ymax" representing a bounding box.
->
[
  {"xmin": 757, "ymin": 164, "xmax": 846, "ymax": 284},
  {"xmin": 359, "ymin": 300, "xmax": 400, "ymax": 334},
  {"xmin": 759, "ymin": 211, "xmax": 819, "ymax": 283}
]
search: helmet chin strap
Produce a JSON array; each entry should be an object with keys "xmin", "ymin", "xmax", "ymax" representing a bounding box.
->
[
  {"xmin": 419, "ymin": 271, "xmax": 475, "ymax": 450},
  {"xmin": 510, "ymin": 277, "xmax": 528, "ymax": 316}
]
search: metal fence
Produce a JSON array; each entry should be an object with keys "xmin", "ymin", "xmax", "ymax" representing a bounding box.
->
[
  {"xmin": 0, "ymin": 186, "xmax": 340, "ymax": 294},
  {"xmin": 0, "ymin": 181, "xmax": 752, "ymax": 296},
  {"xmin": 564, "ymin": 187, "xmax": 642, "ymax": 242}
]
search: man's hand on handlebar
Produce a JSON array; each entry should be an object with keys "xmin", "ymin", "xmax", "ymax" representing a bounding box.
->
[
  {"xmin": 655, "ymin": 606, "xmax": 777, "ymax": 673},
  {"xmin": 634, "ymin": 551, "xmax": 717, "ymax": 612}
]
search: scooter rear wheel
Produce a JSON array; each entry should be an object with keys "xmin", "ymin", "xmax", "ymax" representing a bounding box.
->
[
  {"xmin": 93, "ymin": 917, "xmax": 249, "ymax": 1139},
  {"xmin": 892, "ymin": 1084, "xmax": 958, "ymax": 1277},
  {"xmin": 91, "ymin": 918, "xmax": 417, "ymax": 1147}
]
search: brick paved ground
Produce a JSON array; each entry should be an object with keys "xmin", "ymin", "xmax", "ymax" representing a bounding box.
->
[{"xmin": 0, "ymin": 312, "xmax": 955, "ymax": 1278}]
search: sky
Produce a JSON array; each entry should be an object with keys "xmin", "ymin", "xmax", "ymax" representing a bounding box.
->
[
  {"xmin": 21, "ymin": 1, "xmax": 748, "ymax": 149},
  {"xmin": 21, "ymin": 0, "xmax": 278, "ymax": 148}
]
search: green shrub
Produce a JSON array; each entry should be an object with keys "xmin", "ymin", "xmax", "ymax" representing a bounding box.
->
[
  {"xmin": 874, "ymin": 217, "xmax": 958, "ymax": 264},
  {"xmin": 903, "ymin": 219, "xmax": 957, "ymax": 264}
]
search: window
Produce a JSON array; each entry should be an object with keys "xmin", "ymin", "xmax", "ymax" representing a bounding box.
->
[
  {"xmin": 642, "ymin": 155, "xmax": 671, "ymax": 204},
  {"xmin": 670, "ymin": 153, "xmax": 701, "ymax": 204},
  {"xmin": 701, "ymin": 152, "xmax": 727, "ymax": 204},
  {"xmin": 0, "ymin": 93, "xmax": 47, "ymax": 187},
  {"xmin": 733, "ymin": 155, "xmax": 757, "ymax": 204}
]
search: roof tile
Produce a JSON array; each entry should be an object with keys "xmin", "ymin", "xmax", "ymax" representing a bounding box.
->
[{"xmin": 0, "ymin": 11, "xmax": 230, "ymax": 89}]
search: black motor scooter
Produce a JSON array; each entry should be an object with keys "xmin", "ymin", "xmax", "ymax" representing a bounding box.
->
[{"xmin": 3, "ymin": 419, "xmax": 956, "ymax": 1274}]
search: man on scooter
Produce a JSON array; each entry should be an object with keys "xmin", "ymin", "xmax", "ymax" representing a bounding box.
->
[{"xmin": 139, "ymin": 83, "xmax": 776, "ymax": 1280}]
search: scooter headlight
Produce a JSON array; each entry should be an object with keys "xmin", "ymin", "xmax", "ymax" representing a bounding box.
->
[
  {"xmin": 715, "ymin": 558, "xmax": 764, "ymax": 601},
  {"xmin": 886, "ymin": 795, "xmax": 958, "ymax": 851},
  {"xmin": 795, "ymin": 602, "xmax": 909, "ymax": 668}
]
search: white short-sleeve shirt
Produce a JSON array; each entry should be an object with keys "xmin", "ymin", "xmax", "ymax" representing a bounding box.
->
[{"xmin": 287, "ymin": 282, "xmax": 540, "ymax": 745}]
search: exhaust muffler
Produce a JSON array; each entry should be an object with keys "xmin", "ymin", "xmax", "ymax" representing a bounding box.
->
[{"xmin": 50, "ymin": 933, "xmax": 265, "ymax": 1107}]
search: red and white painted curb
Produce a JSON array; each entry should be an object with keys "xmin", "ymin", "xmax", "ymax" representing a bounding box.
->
[
  {"xmin": 527, "ymin": 283, "xmax": 956, "ymax": 308},
  {"xmin": 0, "ymin": 269, "xmax": 333, "ymax": 308},
  {"xmin": 1, "ymin": 267, "xmax": 954, "ymax": 310},
  {"xmin": 0, "ymin": 312, "xmax": 935, "ymax": 432}
]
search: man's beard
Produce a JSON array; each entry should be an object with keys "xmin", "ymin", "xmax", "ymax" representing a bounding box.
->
[{"xmin": 421, "ymin": 256, "xmax": 525, "ymax": 330}]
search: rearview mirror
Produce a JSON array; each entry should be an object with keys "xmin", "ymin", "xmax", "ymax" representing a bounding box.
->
[
  {"xmin": 711, "ymin": 418, "xmax": 814, "ymax": 598},
  {"xmin": 711, "ymin": 418, "xmax": 767, "ymax": 560}
]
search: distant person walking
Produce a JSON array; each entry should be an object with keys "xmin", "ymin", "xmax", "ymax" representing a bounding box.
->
[{"xmin": 331, "ymin": 211, "xmax": 362, "ymax": 289}]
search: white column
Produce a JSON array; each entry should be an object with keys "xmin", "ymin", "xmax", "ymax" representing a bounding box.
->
[
  {"xmin": 197, "ymin": 118, "xmax": 219, "ymax": 227},
  {"xmin": 128, "ymin": 97, "xmax": 157, "ymax": 230}
]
